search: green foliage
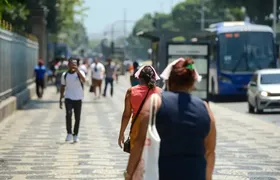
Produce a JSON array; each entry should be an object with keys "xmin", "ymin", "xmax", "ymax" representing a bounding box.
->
[
  {"xmin": 43, "ymin": 0, "xmax": 89, "ymax": 50},
  {"xmin": 0, "ymin": 0, "xmax": 29, "ymax": 31},
  {"xmin": 1, "ymin": 0, "xmax": 89, "ymax": 50},
  {"xmin": 126, "ymin": 13, "xmax": 154, "ymax": 59},
  {"xmin": 212, "ymin": 0, "xmax": 278, "ymax": 25},
  {"xmin": 127, "ymin": 0, "xmax": 246, "ymax": 59}
]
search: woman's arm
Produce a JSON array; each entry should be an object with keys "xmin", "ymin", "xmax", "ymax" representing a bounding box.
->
[
  {"xmin": 118, "ymin": 88, "xmax": 132, "ymax": 148},
  {"xmin": 125, "ymin": 94, "xmax": 162, "ymax": 180},
  {"xmin": 203, "ymin": 102, "xmax": 216, "ymax": 180}
]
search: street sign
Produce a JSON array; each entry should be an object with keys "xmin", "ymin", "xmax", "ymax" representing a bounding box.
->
[{"xmin": 167, "ymin": 42, "xmax": 210, "ymax": 101}]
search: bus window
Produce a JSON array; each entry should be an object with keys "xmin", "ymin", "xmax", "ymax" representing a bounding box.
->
[{"xmin": 219, "ymin": 32, "xmax": 275, "ymax": 72}]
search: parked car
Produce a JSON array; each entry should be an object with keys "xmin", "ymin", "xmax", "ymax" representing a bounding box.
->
[{"xmin": 247, "ymin": 69, "xmax": 280, "ymax": 113}]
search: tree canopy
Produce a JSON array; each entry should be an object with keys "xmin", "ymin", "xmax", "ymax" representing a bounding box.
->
[
  {"xmin": 126, "ymin": 0, "xmax": 246, "ymax": 59},
  {"xmin": 212, "ymin": 0, "xmax": 278, "ymax": 26},
  {"xmin": 0, "ymin": 0, "xmax": 89, "ymax": 50}
]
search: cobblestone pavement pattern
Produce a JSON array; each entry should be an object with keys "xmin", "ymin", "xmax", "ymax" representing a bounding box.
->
[{"xmin": 0, "ymin": 76, "xmax": 280, "ymax": 180}]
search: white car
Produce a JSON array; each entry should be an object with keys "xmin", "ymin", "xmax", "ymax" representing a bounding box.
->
[{"xmin": 247, "ymin": 69, "xmax": 280, "ymax": 113}]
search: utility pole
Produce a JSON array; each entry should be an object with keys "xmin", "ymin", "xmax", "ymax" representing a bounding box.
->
[
  {"xmin": 123, "ymin": 8, "xmax": 127, "ymax": 61},
  {"xmin": 123, "ymin": 9, "xmax": 127, "ymax": 44},
  {"xmin": 111, "ymin": 25, "xmax": 114, "ymax": 42},
  {"xmin": 273, "ymin": 0, "xmax": 277, "ymax": 37},
  {"xmin": 170, "ymin": 0, "xmax": 173, "ymax": 10},
  {"xmin": 200, "ymin": 0, "xmax": 205, "ymax": 30},
  {"xmin": 160, "ymin": 2, "xmax": 164, "ymax": 12}
]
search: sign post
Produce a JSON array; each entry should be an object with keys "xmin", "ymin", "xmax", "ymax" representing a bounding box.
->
[{"xmin": 167, "ymin": 42, "xmax": 210, "ymax": 101}]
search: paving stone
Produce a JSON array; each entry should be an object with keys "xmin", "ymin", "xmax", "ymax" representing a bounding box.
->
[{"xmin": 0, "ymin": 76, "xmax": 279, "ymax": 179}]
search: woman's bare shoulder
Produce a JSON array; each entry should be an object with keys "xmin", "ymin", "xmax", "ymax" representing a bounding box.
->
[{"xmin": 156, "ymin": 86, "xmax": 162, "ymax": 93}]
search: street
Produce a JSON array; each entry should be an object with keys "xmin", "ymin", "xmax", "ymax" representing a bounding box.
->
[
  {"xmin": 0, "ymin": 76, "xmax": 280, "ymax": 180},
  {"xmin": 218, "ymin": 102, "xmax": 280, "ymax": 127}
]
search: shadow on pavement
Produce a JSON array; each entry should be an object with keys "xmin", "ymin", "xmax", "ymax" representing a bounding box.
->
[
  {"xmin": 248, "ymin": 111, "xmax": 280, "ymax": 115},
  {"xmin": 20, "ymin": 99, "xmax": 103, "ymax": 110}
]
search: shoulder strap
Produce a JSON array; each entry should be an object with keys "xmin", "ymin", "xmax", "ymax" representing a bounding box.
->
[
  {"xmin": 64, "ymin": 72, "xmax": 68, "ymax": 80},
  {"xmin": 130, "ymin": 88, "xmax": 151, "ymax": 132},
  {"xmin": 77, "ymin": 72, "xmax": 84, "ymax": 89}
]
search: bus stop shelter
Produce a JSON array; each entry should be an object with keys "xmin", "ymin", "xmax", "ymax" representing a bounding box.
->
[{"xmin": 136, "ymin": 30, "xmax": 210, "ymax": 101}]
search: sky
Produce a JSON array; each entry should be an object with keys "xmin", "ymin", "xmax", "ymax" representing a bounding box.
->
[{"xmin": 83, "ymin": 0, "xmax": 185, "ymax": 39}]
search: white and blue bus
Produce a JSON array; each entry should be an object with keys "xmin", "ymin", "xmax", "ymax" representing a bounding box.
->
[{"xmin": 195, "ymin": 21, "xmax": 278, "ymax": 98}]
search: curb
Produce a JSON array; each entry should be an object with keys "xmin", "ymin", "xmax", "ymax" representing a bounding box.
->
[{"xmin": 0, "ymin": 83, "xmax": 36, "ymax": 122}]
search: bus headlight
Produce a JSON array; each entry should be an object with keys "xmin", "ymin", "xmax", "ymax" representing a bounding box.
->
[
  {"xmin": 219, "ymin": 75, "xmax": 231, "ymax": 83},
  {"xmin": 260, "ymin": 91, "xmax": 268, "ymax": 97}
]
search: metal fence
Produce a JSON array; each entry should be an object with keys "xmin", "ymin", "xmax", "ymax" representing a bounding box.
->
[{"xmin": 0, "ymin": 28, "xmax": 39, "ymax": 102}]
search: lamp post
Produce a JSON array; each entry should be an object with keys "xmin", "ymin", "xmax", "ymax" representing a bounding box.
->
[
  {"xmin": 273, "ymin": 0, "xmax": 277, "ymax": 37},
  {"xmin": 200, "ymin": 0, "xmax": 205, "ymax": 30}
]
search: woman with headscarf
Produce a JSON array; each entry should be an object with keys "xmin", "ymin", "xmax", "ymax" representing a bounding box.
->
[
  {"xmin": 118, "ymin": 65, "xmax": 161, "ymax": 151},
  {"xmin": 124, "ymin": 57, "xmax": 216, "ymax": 180}
]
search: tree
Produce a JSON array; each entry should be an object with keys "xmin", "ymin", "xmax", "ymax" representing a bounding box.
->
[
  {"xmin": 43, "ymin": 0, "xmax": 89, "ymax": 50},
  {"xmin": 125, "ymin": 0, "xmax": 246, "ymax": 59},
  {"xmin": 0, "ymin": 0, "xmax": 29, "ymax": 31},
  {"xmin": 171, "ymin": 0, "xmax": 245, "ymax": 34},
  {"xmin": 212, "ymin": 0, "xmax": 277, "ymax": 25},
  {"xmin": 126, "ymin": 13, "xmax": 154, "ymax": 59}
]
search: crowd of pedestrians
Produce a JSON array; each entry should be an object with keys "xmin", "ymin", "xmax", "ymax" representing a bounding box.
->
[{"xmin": 34, "ymin": 56, "xmax": 216, "ymax": 180}]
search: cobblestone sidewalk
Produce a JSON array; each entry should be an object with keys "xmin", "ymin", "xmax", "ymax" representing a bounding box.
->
[{"xmin": 0, "ymin": 76, "xmax": 279, "ymax": 180}]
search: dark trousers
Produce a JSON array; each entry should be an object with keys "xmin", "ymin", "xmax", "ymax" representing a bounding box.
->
[
  {"xmin": 36, "ymin": 79, "xmax": 45, "ymax": 98},
  {"xmin": 65, "ymin": 99, "xmax": 82, "ymax": 136},
  {"xmin": 103, "ymin": 77, "xmax": 114, "ymax": 96}
]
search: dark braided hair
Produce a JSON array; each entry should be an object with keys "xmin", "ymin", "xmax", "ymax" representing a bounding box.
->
[{"xmin": 139, "ymin": 66, "xmax": 156, "ymax": 89}]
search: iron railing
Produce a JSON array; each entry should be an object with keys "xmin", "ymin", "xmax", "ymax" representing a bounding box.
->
[{"xmin": 0, "ymin": 20, "xmax": 39, "ymax": 102}]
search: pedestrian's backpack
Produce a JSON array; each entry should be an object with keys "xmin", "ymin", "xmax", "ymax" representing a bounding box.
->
[{"xmin": 64, "ymin": 71, "xmax": 84, "ymax": 89}]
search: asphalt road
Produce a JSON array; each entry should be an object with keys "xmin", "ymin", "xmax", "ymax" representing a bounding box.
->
[{"xmin": 215, "ymin": 101, "xmax": 280, "ymax": 126}]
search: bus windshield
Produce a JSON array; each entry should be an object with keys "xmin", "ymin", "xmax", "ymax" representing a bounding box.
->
[{"xmin": 219, "ymin": 32, "xmax": 275, "ymax": 72}]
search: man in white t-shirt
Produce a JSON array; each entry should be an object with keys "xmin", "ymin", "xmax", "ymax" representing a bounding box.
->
[
  {"xmin": 59, "ymin": 58, "xmax": 86, "ymax": 143},
  {"xmin": 90, "ymin": 57, "xmax": 105, "ymax": 98}
]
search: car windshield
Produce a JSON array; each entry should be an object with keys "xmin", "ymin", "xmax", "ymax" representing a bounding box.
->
[
  {"xmin": 219, "ymin": 32, "xmax": 275, "ymax": 72},
  {"xmin": 260, "ymin": 73, "xmax": 280, "ymax": 84}
]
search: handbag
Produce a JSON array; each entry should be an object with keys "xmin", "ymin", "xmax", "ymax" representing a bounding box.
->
[
  {"xmin": 123, "ymin": 88, "xmax": 151, "ymax": 153},
  {"xmin": 132, "ymin": 94, "xmax": 161, "ymax": 180}
]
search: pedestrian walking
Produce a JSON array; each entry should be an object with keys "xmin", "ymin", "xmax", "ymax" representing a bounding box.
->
[
  {"xmin": 115, "ymin": 63, "xmax": 121, "ymax": 84},
  {"xmin": 79, "ymin": 60, "xmax": 88, "ymax": 76},
  {"xmin": 55, "ymin": 59, "xmax": 68, "ymax": 93},
  {"xmin": 130, "ymin": 61, "xmax": 140, "ymax": 87},
  {"xmin": 59, "ymin": 58, "xmax": 86, "ymax": 143},
  {"xmin": 90, "ymin": 57, "xmax": 105, "ymax": 99},
  {"xmin": 124, "ymin": 57, "xmax": 216, "ymax": 180},
  {"xmin": 103, "ymin": 58, "xmax": 116, "ymax": 97},
  {"xmin": 118, "ymin": 65, "xmax": 161, "ymax": 153},
  {"xmin": 34, "ymin": 59, "xmax": 46, "ymax": 98}
]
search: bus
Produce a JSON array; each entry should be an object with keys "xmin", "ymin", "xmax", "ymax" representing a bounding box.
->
[{"xmin": 195, "ymin": 21, "xmax": 278, "ymax": 98}]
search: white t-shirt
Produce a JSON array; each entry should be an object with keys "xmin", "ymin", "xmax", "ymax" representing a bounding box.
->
[
  {"xmin": 61, "ymin": 71, "xmax": 85, "ymax": 100},
  {"xmin": 91, "ymin": 63, "xmax": 105, "ymax": 80},
  {"xmin": 79, "ymin": 64, "xmax": 88, "ymax": 74}
]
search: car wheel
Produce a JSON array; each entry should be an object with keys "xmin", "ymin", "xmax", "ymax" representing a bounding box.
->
[
  {"xmin": 255, "ymin": 98, "xmax": 263, "ymax": 114},
  {"xmin": 248, "ymin": 101, "xmax": 254, "ymax": 113}
]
